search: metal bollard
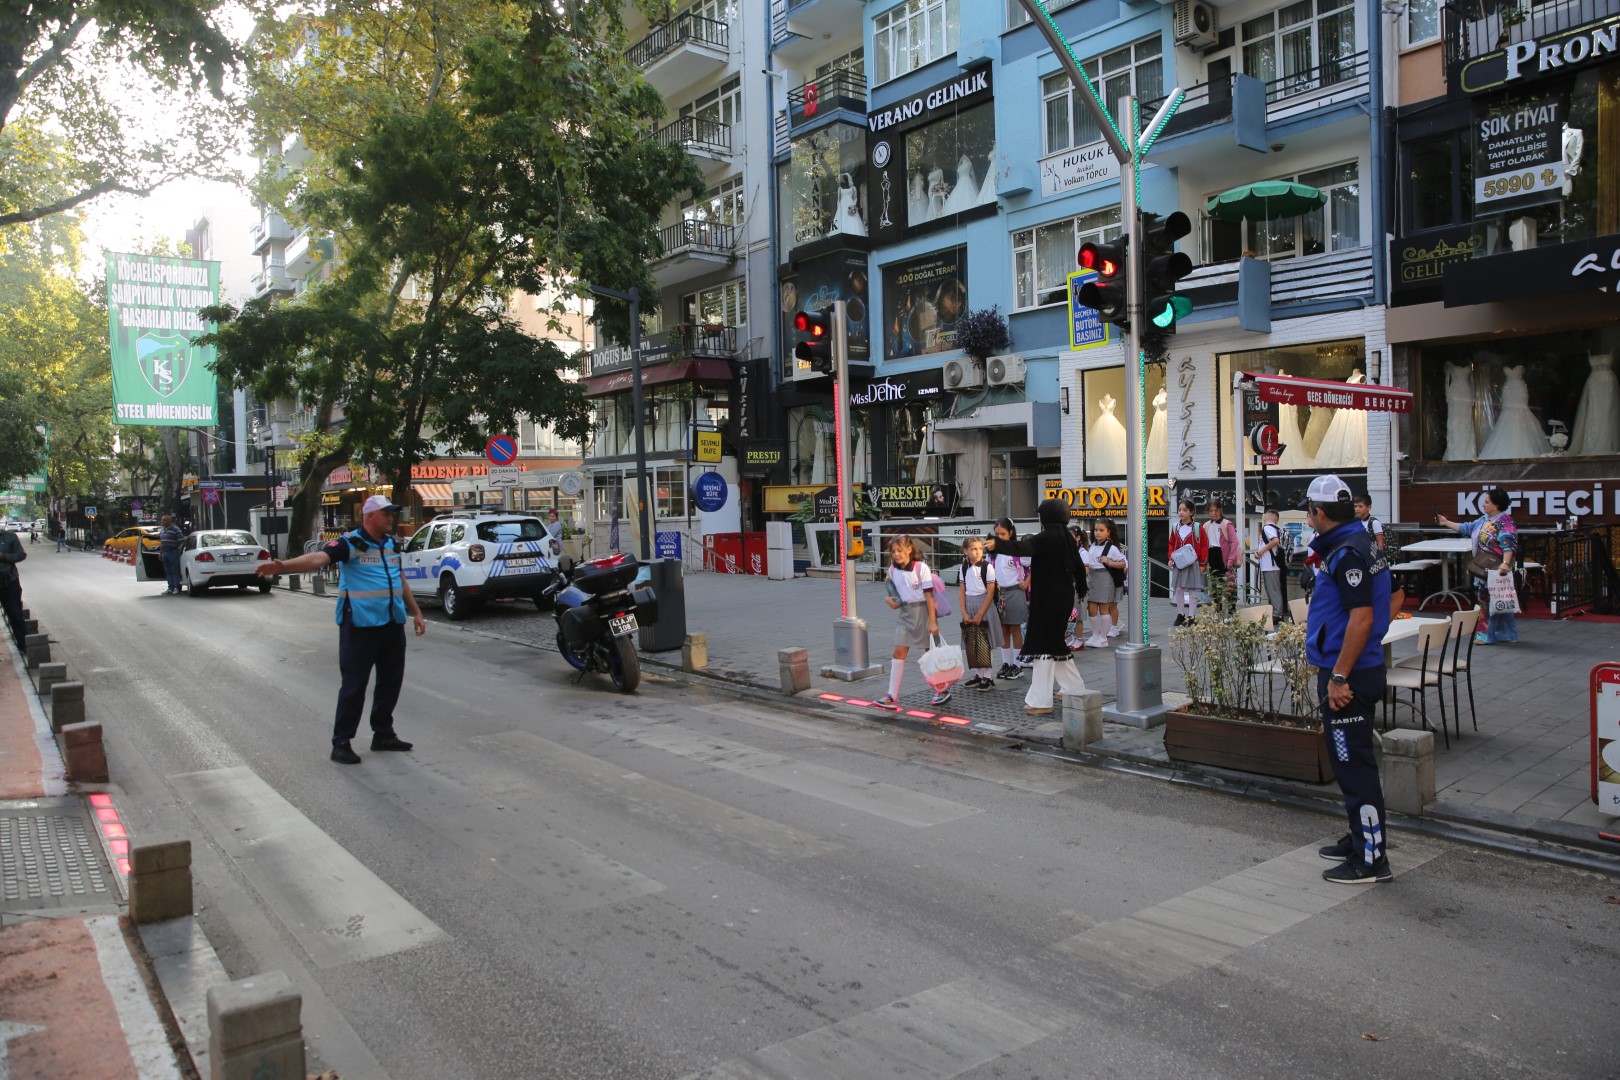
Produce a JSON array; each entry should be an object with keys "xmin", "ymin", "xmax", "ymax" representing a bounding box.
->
[{"xmin": 778, "ymin": 647, "xmax": 810, "ymax": 696}]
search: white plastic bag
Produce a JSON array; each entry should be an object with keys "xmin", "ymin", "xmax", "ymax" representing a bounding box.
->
[
  {"xmin": 1487, "ymin": 569, "xmax": 1520, "ymax": 615},
  {"xmin": 918, "ymin": 634, "xmax": 965, "ymax": 691}
]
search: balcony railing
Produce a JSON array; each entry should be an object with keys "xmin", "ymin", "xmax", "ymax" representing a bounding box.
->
[
  {"xmin": 787, "ymin": 68, "xmax": 867, "ymax": 126},
  {"xmin": 1446, "ymin": 0, "xmax": 1619, "ymax": 69},
  {"xmin": 628, "ymin": 12, "xmax": 728, "ymax": 68},
  {"xmin": 656, "ymin": 218, "xmax": 736, "ymax": 259},
  {"xmin": 1264, "ymin": 50, "xmax": 1369, "ymax": 109},
  {"xmin": 651, "ymin": 115, "xmax": 732, "ymax": 157},
  {"xmin": 677, "ymin": 324, "xmax": 738, "ymax": 358},
  {"xmin": 1142, "ymin": 75, "xmax": 1237, "ymax": 139}
]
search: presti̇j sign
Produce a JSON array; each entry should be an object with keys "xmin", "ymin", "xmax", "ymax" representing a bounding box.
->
[{"xmin": 106, "ymin": 252, "xmax": 220, "ymax": 426}]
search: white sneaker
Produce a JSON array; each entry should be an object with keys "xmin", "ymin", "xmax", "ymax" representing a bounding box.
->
[
  {"xmin": 1088, "ymin": 635, "xmax": 1108, "ymax": 648},
  {"xmin": 1107, "ymin": 625, "xmax": 1122, "ymax": 637}
]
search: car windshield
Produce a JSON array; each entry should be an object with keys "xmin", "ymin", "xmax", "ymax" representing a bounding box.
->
[
  {"xmin": 476, "ymin": 519, "xmax": 545, "ymax": 543},
  {"xmin": 200, "ymin": 531, "xmax": 258, "ymax": 548}
]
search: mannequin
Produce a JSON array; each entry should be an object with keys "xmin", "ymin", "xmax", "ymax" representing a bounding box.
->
[
  {"xmin": 926, "ymin": 165, "xmax": 950, "ymax": 220},
  {"xmin": 1568, "ymin": 352, "xmax": 1618, "ymax": 455},
  {"xmin": 1275, "ymin": 367, "xmax": 1312, "ymax": 470},
  {"xmin": 1087, "ymin": 393, "xmax": 1128, "ymax": 476},
  {"xmin": 1147, "ymin": 387, "xmax": 1168, "ymax": 474},
  {"xmin": 826, "ymin": 172, "xmax": 866, "ymax": 237},
  {"xmin": 1562, "ymin": 123, "xmax": 1585, "ymax": 197},
  {"xmin": 1314, "ymin": 370, "xmax": 1368, "ymax": 468},
  {"xmin": 878, "ymin": 169, "xmax": 894, "ymax": 229},
  {"xmin": 908, "ymin": 171, "xmax": 927, "ymax": 225},
  {"xmin": 1478, "ymin": 365, "xmax": 1548, "ymax": 459},
  {"xmin": 941, "ymin": 155, "xmax": 979, "ymax": 216},
  {"xmin": 976, "ymin": 143, "xmax": 998, "ymax": 205},
  {"xmin": 1301, "ymin": 391, "xmax": 1336, "ymax": 460},
  {"xmin": 1443, "ymin": 361, "xmax": 1477, "ymax": 460}
]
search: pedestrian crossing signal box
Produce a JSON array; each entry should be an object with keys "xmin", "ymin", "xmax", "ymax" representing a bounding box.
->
[{"xmin": 845, "ymin": 521, "xmax": 864, "ymax": 560}]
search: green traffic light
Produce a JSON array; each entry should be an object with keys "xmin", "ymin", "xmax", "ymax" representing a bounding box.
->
[{"xmin": 1148, "ymin": 295, "xmax": 1194, "ymax": 330}]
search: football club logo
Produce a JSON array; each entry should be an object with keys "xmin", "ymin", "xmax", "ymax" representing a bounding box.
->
[{"xmin": 135, "ymin": 333, "xmax": 193, "ymax": 399}]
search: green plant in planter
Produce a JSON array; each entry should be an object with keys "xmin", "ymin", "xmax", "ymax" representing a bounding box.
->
[
  {"xmin": 1168, "ymin": 603, "xmax": 1310, "ymax": 723},
  {"xmin": 953, "ymin": 306, "xmax": 1013, "ymax": 363}
]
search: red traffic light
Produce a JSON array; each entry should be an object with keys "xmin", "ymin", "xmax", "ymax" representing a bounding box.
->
[
  {"xmin": 794, "ymin": 311, "xmax": 827, "ymax": 337},
  {"xmin": 1078, "ymin": 243, "xmax": 1116, "ymax": 278}
]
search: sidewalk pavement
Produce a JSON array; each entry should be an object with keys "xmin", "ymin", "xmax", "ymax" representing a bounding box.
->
[{"xmin": 0, "ymin": 635, "xmax": 189, "ymax": 1079}]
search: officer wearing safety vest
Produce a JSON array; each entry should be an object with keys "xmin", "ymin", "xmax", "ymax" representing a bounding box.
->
[
  {"xmin": 1304, "ymin": 474, "xmax": 1394, "ymax": 884},
  {"xmin": 257, "ymin": 495, "xmax": 427, "ymax": 764}
]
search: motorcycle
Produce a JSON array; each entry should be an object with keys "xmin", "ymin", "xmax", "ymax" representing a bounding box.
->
[{"xmin": 546, "ymin": 552, "xmax": 658, "ymax": 693}]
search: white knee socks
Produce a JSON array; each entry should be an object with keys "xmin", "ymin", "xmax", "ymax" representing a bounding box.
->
[{"xmin": 887, "ymin": 660, "xmax": 905, "ymax": 700}]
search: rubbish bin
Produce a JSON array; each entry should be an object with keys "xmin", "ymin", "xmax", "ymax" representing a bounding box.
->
[{"xmin": 639, "ymin": 557, "xmax": 686, "ymax": 653}]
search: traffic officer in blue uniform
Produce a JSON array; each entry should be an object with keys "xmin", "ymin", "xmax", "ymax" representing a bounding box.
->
[
  {"xmin": 258, "ymin": 495, "xmax": 427, "ymax": 764},
  {"xmin": 1304, "ymin": 474, "xmax": 1395, "ymax": 884}
]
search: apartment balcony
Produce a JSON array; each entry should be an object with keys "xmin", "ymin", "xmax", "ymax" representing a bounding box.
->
[
  {"xmin": 675, "ymin": 324, "xmax": 738, "ymax": 359},
  {"xmin": 650, "ymin": 115, "xmax": 733, "ymax": 177},
  {"xmin": 284, "ymin": 229, "xmax": 335, "ymax": 277},
  {"xmin": 628, "ymin": 13, "xmax": 729, "ymax": 98},
  {"xmin": 1446, "ymin": 0, "xmax": 1618, "ymax": 90},
  {"xmin": 250, "ymin": 213, "xmax": 292, "ymax": 256},
  {"xmin": 650, "ymin": 219, "xmax": 736, "ymax": 290},
  {"xmin": 250, "ymin": 264, "xmax": 293, "ymax": 299},
  {"xmin": 770, "ymin": 0, "xmax": 867, "ymax": 61},
  {"xmin": 1179, "ymin": 247, "xmax": 1375, "ymax": 333},
  {"xmin": 786, "ymin": 68, "xmax": 866, "ymax": 136},
  {"xmin": 1143, "ymin": 53, "xmax": 1370, "ymax": 166}
]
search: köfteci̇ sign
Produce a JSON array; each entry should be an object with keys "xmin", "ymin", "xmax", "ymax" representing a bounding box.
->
[{"xmin": 106, "ymin": 253, "xmax": 220, "ymax": 426}]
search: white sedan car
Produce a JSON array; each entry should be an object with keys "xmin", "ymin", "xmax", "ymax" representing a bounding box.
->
[{"xmin": 180, "ymin": 529, "xmax": 274, "ymax": 596}]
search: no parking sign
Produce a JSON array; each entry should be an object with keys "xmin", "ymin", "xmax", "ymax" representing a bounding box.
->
[{"xmin": 201, "ymin": 488, "xmax": 220, "ymax": 505}]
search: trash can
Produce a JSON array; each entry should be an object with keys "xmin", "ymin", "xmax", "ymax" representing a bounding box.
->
[{"xmin": 639, "ymin": 558, "xmax": 686, "ymax": 653}]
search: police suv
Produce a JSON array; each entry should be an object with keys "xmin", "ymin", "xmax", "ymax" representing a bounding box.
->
[{"xmin": 399, "ymin": 510, "xmax": 564, "ymax": 619}]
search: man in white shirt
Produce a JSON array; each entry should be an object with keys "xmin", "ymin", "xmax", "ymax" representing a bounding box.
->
[{"xmin": 1257, "ymin": 509, "xmax": 1288, "ymax": 621}]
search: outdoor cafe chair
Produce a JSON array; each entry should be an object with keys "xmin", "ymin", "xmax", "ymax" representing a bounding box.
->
[{"xmin": 1385, "ymin": 622, "xmax": 1450, "ymax": 749}]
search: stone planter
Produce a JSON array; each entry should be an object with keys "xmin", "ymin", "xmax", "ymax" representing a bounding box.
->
[{"xmin": 1163, "ymin": 707, "xmax": 1335, "ymax": 784}]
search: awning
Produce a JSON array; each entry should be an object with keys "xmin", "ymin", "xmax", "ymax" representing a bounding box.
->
[
  {"xmin": 1237, "ymin": 372, "xmax": 1412, "ymax": 413},
  {"xmin": 584, "ymin": 358, "xmax": 733, "ymax": 397},
  {"xmin": 413, "ymin": 483, "xmax": 454, "ymax": 505}
]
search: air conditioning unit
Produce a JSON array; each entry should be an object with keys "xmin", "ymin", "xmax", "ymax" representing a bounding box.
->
[
  {"xmin": 1174, "ymin": 0, "xmax": 1218, "ymax": 48},
  {"xmin": 986, "ymin": 355, "xmax": 1026, "ymax": 387},
  {"xmin": 943, "ymin": 358, "xmax": 984, "ymax": 390}
]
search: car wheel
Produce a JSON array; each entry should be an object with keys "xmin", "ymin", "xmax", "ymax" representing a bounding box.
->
[
  {"xmin": 186, "ymin": 570, "xmax": 207, "ymax": 596},
  {"xmin": 258, "ymin": 582, "xmax": 273, "ymax": 594},
  {"xmin": 440, "ymin": 576, "xmax": 471, "ymax": 620}
]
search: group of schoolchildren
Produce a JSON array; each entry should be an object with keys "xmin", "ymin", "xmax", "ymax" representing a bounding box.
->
[{"xmin": 875, "ymin": 511, "xmax": 1127, "ymax": 715}]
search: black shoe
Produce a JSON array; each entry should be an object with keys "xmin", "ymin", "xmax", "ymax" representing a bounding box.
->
[
  {"xmin": 1322, "ymin": 858, "xmax": 1393, "ymax": 884},
  {"xmin": 1318, "ymin": 834, "xmax": 1354, "ymax": 861},
  {"xmin": 1173, "ymin": 614, "xmax": 1187, "ymax": 627},
  {"xmin": 330, "ymin": 743, "xmax": 362, "ymax": 765},
  {"xmin": 995, "ymin": 664, "xmax": 1014, "ymax": 680},
  {"xmin": 1004, "ymin": 664, "xmax": 1025, "ymax": 680},
  {"xmin": 971, "ymin": 676, "xmax": 995, "ymax": 690},
  {"xmin": 371, "ymin": 733, "xmax": 414, "ymax": 752}
]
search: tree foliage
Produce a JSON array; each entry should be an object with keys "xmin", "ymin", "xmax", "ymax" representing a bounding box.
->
[
  {"xmin": 205, "ymin": 0, "xmax": 704, "ymax": 543},
  {"xmin": 0, "ymin": 0, "xmax": 241, "ymax": 229}
]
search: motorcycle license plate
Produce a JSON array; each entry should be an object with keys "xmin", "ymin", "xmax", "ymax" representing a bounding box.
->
[
  {"xmin": 609, "ymin": 614, "xmax": 638, "ymax": 637},
  {"xmin": 503, "ymin": 558, "xmax": 537, "ymax": 570}
]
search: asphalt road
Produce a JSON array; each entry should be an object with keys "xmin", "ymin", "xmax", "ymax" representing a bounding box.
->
[{"xmin": 18, "ymin": 550, "xmax": 1620, "ymax": 1079}]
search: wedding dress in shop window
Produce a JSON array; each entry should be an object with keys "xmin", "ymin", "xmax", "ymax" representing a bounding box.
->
[
  {"xmin": 1478, "ymin": 365, "xmax": 1549, "ymax": 459},
  {"xmin": 1313, "ymin": 370, "xmax": 1368, "ymax": 468},
  {"xmin": 1146, "ymin": 388, "xmax": 1168, "ymax": 474},
  {"xmin": 1087, "ymin": 393, "xmax": 1128, "ymax": 476},
  {"xmin": 1274, "ymin": 368, "xmax": 1312, "ymax": 470},
  {"xmin": 941, "ymin": 155, "xmax": 980, "ymax": 217},
  {"xmin": 1443, "ymin": 361, "xmax": 1478, "ymax": 460},
  {"xmin": 1568, "ymin": 353, "xmax": 1619, "ymax": 456}
]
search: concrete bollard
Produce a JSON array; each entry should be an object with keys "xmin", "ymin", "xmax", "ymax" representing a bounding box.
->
[
  {"xmin": 311, "ymin": 573, "xmax": 326, "ymax": 596},
  {"xmin": 49, "ymin": 681, "xmax": 85, "ymax": 733},
  {"xmin": 128, "ymin": 840, "xmax": 192, "ymax": 924},
  {"xmin": 206, "ymin": 970, "xmax": 305, "ymax": 1080},
  {"xmin": 286, "ymin": 574, "xmax": 301, "ymax": 591},
  {"xmin": 35, "ymin": 661, "xmax": 67, "ymax": 697},
  {"xmin": 60, "ymin": 722, "xmax": 108, "ymax": 783},
  {"xmin": 23, "ymin": 617, "xmax": 37, "ymax": 635},
  {"xmin": 778, "ymin": 647, "xmax": 810, "ymax": 696},
  {"xmin": 682, "ymin": 632, "xmax": 708, "ymax": 672},
  {"xmin": 1378, "ymin": 728, "xmax": 1435, "ymax": 817},
  {"xmin": 24, "ymin": 633, "xmax": 49, "ymax": 668},
  {"xmin": 1061, "ymin": 689, "xmax": 1106, "ymax": 751}
]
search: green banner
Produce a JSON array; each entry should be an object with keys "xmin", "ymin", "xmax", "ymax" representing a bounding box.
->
[{"xmin": 106, "ymin": 252, "xmax": 220, "ymax": 426}]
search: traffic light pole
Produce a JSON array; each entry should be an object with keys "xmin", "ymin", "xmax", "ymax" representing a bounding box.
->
[{"xmin": 822, "ymin": 301, "xmax": 882, "ymax": 682}]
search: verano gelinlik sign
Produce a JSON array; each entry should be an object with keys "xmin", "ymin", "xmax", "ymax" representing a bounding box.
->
[{"xmin": 107, "ymin": 253, "xmax": 221, "ymax": 427}]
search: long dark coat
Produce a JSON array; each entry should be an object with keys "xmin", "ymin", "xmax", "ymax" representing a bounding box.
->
[{"xmin": 990, "ymin": 525, "xmax": 1087, "ymax": 660}]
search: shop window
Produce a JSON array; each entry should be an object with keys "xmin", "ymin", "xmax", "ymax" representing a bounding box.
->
[
  {"xmin": 1080, "ymin": 366, "xmax": 1169, "ymax": 479},
  {"xmin": 1416, "ymin": 329, "xmax": 1617, "ymax": 463},
  {"xmin": 1405, "ymin": 135, "xmax": 1471, "ymax": 232},
  {"xmin": 654, "ymin": 467, "xmax": 688, "ymax": 518},
  {"xmin": 777, "ymin": 123, "xmax": 867, "ymax": 247},
  {"xmin": 873, "ymin": 0, "xmax": 959, "ymax": 85},
  {"xmin": 901, "ymin": 101, "xmax": 996, "ymax": 231},
  {"xmin": 1204, "ymin": 162, "xmax": 1361, "ymax": 262},
  {"xmin": 788, "ymin": 404, "xmax": 871, "ymax": 487},
  {"xmin": 1013, "ymin": 207, "xmax": 1122, "ymax": 311},
  {"xmin": 1042, "ymin": 38, "xmax": 1163, "ymax": 155},
  {"xmin": 1217, "ymin": 340, "xmax": 1368, "ymax": 472},
  {"xmin": 885, "ymin": 399, "xmax": 951, "ymax": 488},
  {"xmin": 592, "ymin": 475, "xmax": 623, "ymax": 523}
]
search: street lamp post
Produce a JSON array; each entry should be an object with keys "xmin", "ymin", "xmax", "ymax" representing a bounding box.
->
[{"xmin": 588, "ymin": 284, "xmax": 652, "ymax": 562}]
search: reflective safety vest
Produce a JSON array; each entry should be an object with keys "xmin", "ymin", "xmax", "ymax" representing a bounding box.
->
[{"xmin": 335, "ymin": 528, "xmax": 407, "ymax": 627}]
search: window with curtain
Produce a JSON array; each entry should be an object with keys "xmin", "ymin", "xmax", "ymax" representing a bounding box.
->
[
  {"xmin": 873, "ymin": 0, "xmax": 958, "ymax": 85},
  {"xmin": 681, "ymin": 280, "xmax": 747, "ymax": 329},
  {"xmin": 684, "ymin": 175, "xmax": 743, "ymax": 226},
  {"xmin": 1203, "ymin": 162, "xmax": 1361, "ymax": 262},
  {"xmin": 1241, "ymin": 0, "xmax": 1357, "ymax": 98},
  {"xmin": 1012, "ymin": 206, "xmax": 1122, "ymax": 310},
  {"xmin": 1405, "ymin": 0, "xmax": 1439, "ymax": 45},
  {"xmin": 1042, "ymin": 38, "xmax": 1163, "ymax": 154}
]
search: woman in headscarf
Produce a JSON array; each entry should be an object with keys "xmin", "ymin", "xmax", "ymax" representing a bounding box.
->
[
  {"xmin": 1437, "ymin": 487, "xmax": 1520, "ymax": 645},
  {"xmin": 984, "ymin": 498, "xmax": 1089, "ymax": 715}
]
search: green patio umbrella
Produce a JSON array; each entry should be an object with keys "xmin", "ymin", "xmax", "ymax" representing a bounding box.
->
[{"xmin": 1205, "ymin": 180, "xmax": 1326, "ymax": 223}]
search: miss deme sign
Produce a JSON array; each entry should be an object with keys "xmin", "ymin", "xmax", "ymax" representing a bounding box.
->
[
  {"xmin": 106, "ymin": 253, "xmax": 221, "ymax": 426},
  {"xmin": 1460, "ymin": 13, "xmax": 1620, "ymax": 94}
]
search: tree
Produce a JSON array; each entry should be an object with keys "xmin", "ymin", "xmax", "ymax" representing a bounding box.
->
[
  {"xmin": 205, "ymin": 0, "xmax": 704, "ymax": 545},
  {"xmin": 0, "ymin": 0, "xmax": 240, "ymax": 229}
]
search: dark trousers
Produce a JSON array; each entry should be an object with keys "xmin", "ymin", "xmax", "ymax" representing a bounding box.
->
[
  {"xmin": 1319, "ymin": 667, "xmax": 1387, "ymax": 867},
  {"xmin": 334, "ymin": 615, "xmax": 407, "ymax": 745},
  {"xmin": 0, "ymin": 574, "xmax": 23, "ymax": 644},
  {"xmin": 161, "ymin": 549, "xmax": 181, "ymax": 591}
]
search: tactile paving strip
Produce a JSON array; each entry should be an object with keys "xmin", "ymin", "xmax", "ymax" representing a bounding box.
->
[{"xmin": 0, "ymin": 800, "xmax": 117, "ymax": 915}]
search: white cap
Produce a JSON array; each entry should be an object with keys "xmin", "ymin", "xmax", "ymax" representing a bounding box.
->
[
  {"xmin": 1306, "ymin": 474, "xmax": 1351, "ymax": 505},
  {"xmin": 362, "ymin": 495, "xmax": 401, "ymax": 514}
]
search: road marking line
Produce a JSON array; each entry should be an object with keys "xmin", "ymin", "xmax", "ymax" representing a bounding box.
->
[
  {"xmin": 693, "ymin": 702, "xmax": 1078, "ymax": 795},
  {"xmin": 171, "ymin": 766, "xmax": 447, "ymax": 968},
  {"xmin": 472, "ymin": 730, "xmax": 839, "ymax": 861},
  {"xmin": 586, "ymin": 719, "xmax": 982, "ymax": 828},
  {"xmin": 680, "ymin": 975, "xmax": 1069, "ymax": 1080},
  {"xmin": 86, "ymin": 915, "xmax": 183, "ymax": 1080}
]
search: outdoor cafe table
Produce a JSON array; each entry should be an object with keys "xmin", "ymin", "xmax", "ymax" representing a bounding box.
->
[{"xmin": 1398, "ymin": 537, "xmax": 1475, "ymax": 610}]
